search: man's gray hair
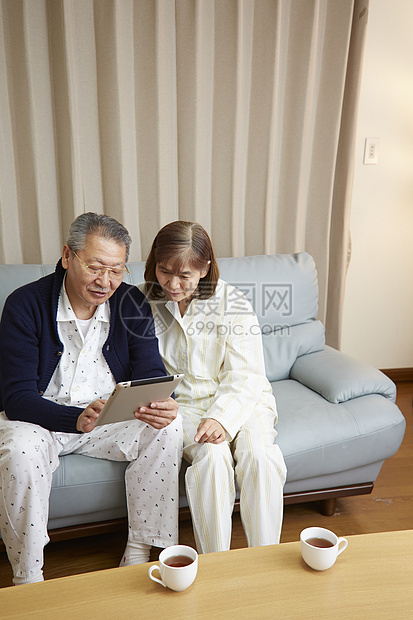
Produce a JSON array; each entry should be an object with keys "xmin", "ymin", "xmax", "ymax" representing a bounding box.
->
[{"xmin": 66, "ymin": 212, "xmax": 132, "ymax": 261}]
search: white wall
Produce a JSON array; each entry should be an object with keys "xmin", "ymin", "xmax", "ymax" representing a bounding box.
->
[{"xmin": 341, "ymin": 0, "xmax": 413, "ymax": 369}]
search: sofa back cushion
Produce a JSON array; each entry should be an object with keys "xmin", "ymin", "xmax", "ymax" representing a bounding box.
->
[
  {"xmin": 0, "ymin": 264, "xmax": 55, "ymax": 310},
  {"xmin": 216, "ymin": 253, "xmax": 325, "ymax": 380},
  {"xmin": 0, "ymin": 252, "xmax": 324, "ymax": 382}
]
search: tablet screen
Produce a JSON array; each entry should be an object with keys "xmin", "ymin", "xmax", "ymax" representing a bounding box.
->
[{"xmin": 95, "ymin": 374, "xmax": 184, "ymax": 426}]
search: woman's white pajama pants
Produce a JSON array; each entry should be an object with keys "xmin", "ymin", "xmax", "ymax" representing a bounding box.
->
[
  {"xmin": 181, "ymin": 408, "xmax": 287, "ymax": 554},
  {"xmin": 0, "ymin": 413, "xmax": 183, "ymax": 583}
]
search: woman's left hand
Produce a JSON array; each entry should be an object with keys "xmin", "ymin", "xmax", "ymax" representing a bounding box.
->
[
  {"xmin": 195, "ymin": 418, "xmax": 226, "ymax": 444},
  {"xmin": 134, "ymin": 396, "xmax": 179, "ymax": 429}
]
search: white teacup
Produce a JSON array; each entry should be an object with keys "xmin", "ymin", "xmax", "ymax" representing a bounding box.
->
[
  {"xmin": 300, "ymin": 527, "xmax": 348, "ymax": 571},
  {"xmin": 148, "ymin": 545, "xmax": 198, "ymax": 591}
]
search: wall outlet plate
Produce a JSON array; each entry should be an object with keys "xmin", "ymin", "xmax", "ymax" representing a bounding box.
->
[{"xmin": 364, "ymin": 137, "xmax": 380, "ymax": 164}]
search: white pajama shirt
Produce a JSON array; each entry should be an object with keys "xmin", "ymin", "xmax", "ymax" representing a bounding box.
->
[
  {"xmin": 0, "ymin": 284, "xmax": 182, "ymax": 583},
  {"xmin": 147, "ymin": 279, "xmax": 287, "ymax": 553}
]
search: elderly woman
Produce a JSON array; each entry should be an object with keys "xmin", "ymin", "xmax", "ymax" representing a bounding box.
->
[{"xmin": 140, "ymin": 221, "xmax": 286, "ymax": 553}]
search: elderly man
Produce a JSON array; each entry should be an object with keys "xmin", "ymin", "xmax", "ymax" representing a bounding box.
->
[{"xmin": 0, "ymin": 212, "xmax": 182, "ymax": 585}]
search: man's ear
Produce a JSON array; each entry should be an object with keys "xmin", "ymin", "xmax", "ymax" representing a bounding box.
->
[{"xmin": 61, "ymin": 245, "xmax": 71, "ymax": 269}]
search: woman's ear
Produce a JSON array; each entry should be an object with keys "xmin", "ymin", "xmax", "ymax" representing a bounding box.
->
[{"xmin": 201, "ymin": 260, "xmax": 211, "ymax": 278}]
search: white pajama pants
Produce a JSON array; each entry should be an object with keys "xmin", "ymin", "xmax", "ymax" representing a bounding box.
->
[
  {"xmin": 0, "ymin": 413, "xmax": 183, "ymax": 583},
  {"xmin": 181, "ymin": 407, "xmax": 287, "ymax": 554}
]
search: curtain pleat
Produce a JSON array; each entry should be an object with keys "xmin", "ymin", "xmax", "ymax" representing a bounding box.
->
[
  {"xmin": 326, "ymin": 0, "xmax": 369, "ymax": 347},
  {"xmin": 0, "ymin": 0, "xmax": 369, "ymax": 346},
  {"xmin": 0, "ymin": 3, "xmax": 22, "ymax": 263}
]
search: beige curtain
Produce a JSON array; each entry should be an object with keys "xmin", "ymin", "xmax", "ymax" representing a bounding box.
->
[{"xmin": 0, "ymin": 0, "xmax": 369, "ymax": 347}]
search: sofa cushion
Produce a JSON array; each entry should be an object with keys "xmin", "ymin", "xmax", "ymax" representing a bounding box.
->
[
  {"xmin": 218, "ymin": 252, "xmax": 324, "ymax": 380},
  {"xmin": 272, "ymin": 379, "xmax": 406, "ymax": 482},
  {"xmin": 50, "ymin": 455, "xmax": 127, "ymax": 519},
  {"xmin": 262, "ymin": 320, "xmax": 325, "ymax": 382},
  {"xmin": 291, "ymin": 346, "xmax": 397, "ymax": 403},
  {"xmin": 218, "ymin": 253, "xmax": 319, "ymax": 325},
  {"xmin": 0, "ymin": 264, "xmax": 55, "ymax": 310}
]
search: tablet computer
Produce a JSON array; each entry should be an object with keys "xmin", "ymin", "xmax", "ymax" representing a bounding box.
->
[{"xmin": 95, "ymin": 374, "xmax": 184, "ymax": 426}]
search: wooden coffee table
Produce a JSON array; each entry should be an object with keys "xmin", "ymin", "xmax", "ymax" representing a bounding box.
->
[{"xmin": 1, "ymin": 530, "xmax": 412, "ymax": 619}]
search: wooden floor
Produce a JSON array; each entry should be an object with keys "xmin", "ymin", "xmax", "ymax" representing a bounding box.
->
[{"xmin": 0, "ymin": 382, "xmax": 411, "ymax": 588}]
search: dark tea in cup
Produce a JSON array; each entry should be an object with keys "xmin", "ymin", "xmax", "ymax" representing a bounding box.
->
[
  {"xmin": 164, "ymin": 555, "xmax": 194, "ymax": 568},
  {"xmin": 305, "ymin": 537, "xmax": 334, "ymax": 548}
]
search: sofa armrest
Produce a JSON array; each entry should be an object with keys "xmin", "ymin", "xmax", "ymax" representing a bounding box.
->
[{"xmin": 290, "ymin": 345, "xmax": 397, "ymax": 404}]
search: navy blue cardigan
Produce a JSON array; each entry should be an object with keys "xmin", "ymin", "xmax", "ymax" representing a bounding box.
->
[{"xmin": 0, "ymin": 260, "xmax": 167, "ymax": 433}]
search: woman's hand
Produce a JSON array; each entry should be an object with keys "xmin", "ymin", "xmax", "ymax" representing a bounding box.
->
[
  {"xmin": 195, "ymin": 418, "xmax": 226, "ymax": 444},
  {"xmin": 77, "ymin": 399, "xmax": 106, "ymax": 433},
  {"xmin": 134, "ymin": 396, "xmax": 179, "ymax": 429}
]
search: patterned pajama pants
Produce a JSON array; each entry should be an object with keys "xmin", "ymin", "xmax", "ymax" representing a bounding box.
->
[
  {"xmin": 181, "ymin": 407, "xmax": 287, "ymax": 554},
  {"xmin": 0, "ymin": 413, "xmax": 183, "ymax": 583}
]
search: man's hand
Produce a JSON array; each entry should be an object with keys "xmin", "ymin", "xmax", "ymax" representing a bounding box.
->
[
  {"xmin": 134, "ymin": 396, "xmax": 179, "ymax": 429},
  {"xmin": 77, "ymin": 399, "xmax": 106, "ymax": 433},
  {"xmin": 194, "ymin": 418, "xmax": 226, "ymax": 444}
]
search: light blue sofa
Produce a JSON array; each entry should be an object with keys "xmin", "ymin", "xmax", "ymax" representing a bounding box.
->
[{"xmin": 0, "ymin": 253, "xmax": 406, "ymax": 543}]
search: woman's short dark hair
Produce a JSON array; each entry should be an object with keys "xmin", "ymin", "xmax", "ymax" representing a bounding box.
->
[
  {"xmin": 66, "ymin": 212, "xmax": 132, "ymax": 261},
  {"xmin": 144, "ymin": 221, "xmax": 220, "ymax": 300}
]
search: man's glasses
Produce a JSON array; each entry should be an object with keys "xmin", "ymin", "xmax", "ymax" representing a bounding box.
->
[{"xmin": 71, "ymin": 249, "xmax": 130, "ymax": 279}]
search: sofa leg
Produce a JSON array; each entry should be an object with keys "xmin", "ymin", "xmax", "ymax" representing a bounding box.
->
[{"xmin": 320, "ymin": 498, "xmax": 337, "ymax": 516}]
